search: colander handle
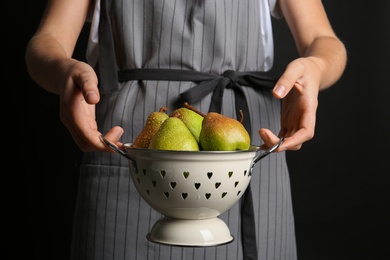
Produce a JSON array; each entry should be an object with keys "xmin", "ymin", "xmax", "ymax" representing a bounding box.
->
[
  {"xmin": 99, "ymin": 135, "xmax": 139, "ymax": 172},
  {"xmin": 252, "ymin": 137, "xmax": 284, "ymax": 165},
  {"xmin": 99, "ymin": 135, "xmax": 135, "ymax": 161}
]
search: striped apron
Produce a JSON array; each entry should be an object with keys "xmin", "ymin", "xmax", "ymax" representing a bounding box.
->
[{"xmin": 70, "ymin": 0, "xmax": 297, "ymax": 259}]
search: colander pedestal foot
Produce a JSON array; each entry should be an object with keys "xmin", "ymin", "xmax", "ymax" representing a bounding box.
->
[{"xmin": 147, "ymin": 217, "xmax": 234, "ymax": 247}]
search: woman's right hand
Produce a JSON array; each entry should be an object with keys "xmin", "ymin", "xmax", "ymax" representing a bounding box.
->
[{"xmin": 58, "ymin": 59, "xmax": 124, "ymax": 152}]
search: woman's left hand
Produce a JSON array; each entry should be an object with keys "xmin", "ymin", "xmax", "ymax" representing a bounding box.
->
[{"xmin": 259, "ymin": 56, "xmax": 323, "ymax": 152}]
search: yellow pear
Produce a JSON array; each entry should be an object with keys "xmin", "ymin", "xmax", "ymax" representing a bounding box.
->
[
  {"xmin": 170, "ymin": 106, "xmax": 204, "ymax": 142},
  {"xmin": 149, "ymin": 117, "xmax": 199, "ymax": 151},
  {"xmin": 199, "ymin": 112, "xmax": 250, "ymax": 151},
  {"xmin": 132, "ymin": 107, "xmax": 169, "ymax": 148}
]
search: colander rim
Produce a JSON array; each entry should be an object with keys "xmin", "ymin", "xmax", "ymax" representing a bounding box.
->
[{"xmin": 123, "ymin": 143, "xmax": 261, "ymax": 154}]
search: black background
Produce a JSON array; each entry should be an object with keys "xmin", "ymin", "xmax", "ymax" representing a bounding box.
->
[{"xmin": 6, "ymin": 1, "xmax": 390, "ymax": 259}]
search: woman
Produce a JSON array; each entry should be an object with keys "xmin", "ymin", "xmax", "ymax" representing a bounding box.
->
[{"xmin": 26, "ymin": 0, "xmax": 346, "ymax": 259}]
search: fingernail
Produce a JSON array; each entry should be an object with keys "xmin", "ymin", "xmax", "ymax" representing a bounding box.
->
[
  {"xmin": 115, "ymin": 128, "xmax": 124, "ymax": 138},
  {"xmin": 273, "ymin": 85, "xmax": 286, "ymax": 98},
  {"xmin": 259, "ymin": 130, "xmax": 269, "ymax": 142},
  {"xmin": 85, "ymin": 91, "xmax": 98, "ymax": 102}
]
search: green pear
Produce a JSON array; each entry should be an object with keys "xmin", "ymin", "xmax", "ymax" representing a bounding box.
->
[
  {"xmin": 170, "ymin": 107, "xmax": 204, "ymax": 142},
  {"xmin": 132, "ymin": 107, "xmax": 169, "ymax": 148},
  {"xmin": 149, "ymin": 117, "xmax": 200, "ymax": 151},
  {"xmin": 199, "ymin": 112, "xmax": 250, "ymax": 151}
]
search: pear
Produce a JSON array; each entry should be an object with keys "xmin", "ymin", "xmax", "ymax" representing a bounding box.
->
[
  {"xmin": 199, "ymin": 112, "xmax": 250, "ymax": 151},
  {"xmin": 170, "ymin": 107, "xmax": 204, "ymax": 142},
  {"xmin": 132, "ymin": 107, "xmax": 169, "ymax": 148},
  {"xmin": 149, "ymin": 117, "xmax": 199, "ymax": 151}
]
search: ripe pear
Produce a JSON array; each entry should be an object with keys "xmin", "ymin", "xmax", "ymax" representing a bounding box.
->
[
  {"xmin": 199, "ymin": 112, "xmax": 250, "ymax": 151},
  {"xmin": 132, "ymin": 107, "xmax": 169, "ymax": 148},
  {"xmin": 170, "ymin": 107, "xmax": 204, "ymax": 142},
  {"xmin": 149, "ymin": 117, "xmax": 199, "ymax": 151}
]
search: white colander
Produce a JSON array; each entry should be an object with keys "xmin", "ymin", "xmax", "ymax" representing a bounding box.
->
[
  {"xmin": 123, "ymin": 140, "xmax": 281, "ymax": 247},
  {"xmin": 100, "ymin": 136, "xmax": 282, "ymax": 247}
]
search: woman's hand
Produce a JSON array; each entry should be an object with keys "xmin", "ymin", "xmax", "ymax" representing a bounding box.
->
[
  {"xmin": 259, "ymin": 0, "xmax": 346, "ymax": 152},
  {"xmin": 58, "ymin": 59, "xmax": 124, "ymax": 152},
  {"xmin": 259, "ymin": 56, "xmax": 323, "ymax": 152}
]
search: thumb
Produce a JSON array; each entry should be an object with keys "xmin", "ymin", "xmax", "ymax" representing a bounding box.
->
[
  {"xmin": 273, "ymin": 59, "xmax": 304, "ymax": 99},
  {"xmin": 73, "ymin": 62, "xmax": 100, "ymax": 104}
]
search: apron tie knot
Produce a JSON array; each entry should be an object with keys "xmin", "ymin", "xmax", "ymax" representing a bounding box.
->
[{"xmin": 223, "ymin": 69, "xmax": 240, "ymax": 88}]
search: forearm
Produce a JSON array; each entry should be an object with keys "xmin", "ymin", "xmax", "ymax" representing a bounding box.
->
[
  {"xmin": 304, "ymin": 35, "xmax": 347, "ymax": 91},
  {"xmin": 25, "ymin": 34, "xmax": 76, "ymax": 95},
  {"xmin": 278, "ymin": 0, "xmax": 347, "ymax": 91}
]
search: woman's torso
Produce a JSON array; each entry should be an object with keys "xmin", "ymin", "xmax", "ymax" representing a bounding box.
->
[{"xmin": 71, "ymin": 1, "xmax": 297, "ymax": 259}]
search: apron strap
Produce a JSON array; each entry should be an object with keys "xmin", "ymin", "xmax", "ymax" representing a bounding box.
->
[
  {"xmin": 118, "ymin": 68, "xmax": 276, "ymax": 132},
  {"xmin": 98, "ymin": 0, "xmax": 119, "ymax": 94}
]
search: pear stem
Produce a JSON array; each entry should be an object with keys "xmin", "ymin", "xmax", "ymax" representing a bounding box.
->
[
  {"xmin": 239, "ymin": 110, "xmax": 244, "ymax": 123},
  {"xmin": 183, "ymin": 102, "xmax": 206, "ymax": 117},
  {"xmin": 159, "ymin": 106, "xmax": 168, "ymax": 113}
]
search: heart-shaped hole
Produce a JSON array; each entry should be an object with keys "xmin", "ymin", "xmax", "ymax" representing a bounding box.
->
[
  {"xmin": 183, "ymin": 172, "xmax": 190, "ymax": 179},
  {"xmin": 195, "ymin": 182, "xmax": 201, "ymax": 190},
  {"xmin": 207, "ymin": 172, "xmax": 213, "ymax": 179},
  {"xmin": 170, "ymin": 182, "xmax": 177, "ymax": 189},
  {"xmin": 163, "ymin": 192, "xmax": 169, "ymax": 198},
  {"xmin": 215, "ymin": 182, "xmax": 221, "ymax": 189},
  {"xmin": 205, "ymin": 193, "xmax": 211, "ymax": 199},
  {"xmin": 182, "ymin": 193, "xmax": 188, "ymax": 199}
]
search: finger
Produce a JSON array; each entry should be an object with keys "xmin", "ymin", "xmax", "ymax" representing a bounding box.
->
[
  {"xmin": 62, "ymin": 117, "xmax": 102, "ymax": 152},
  {"xmin": 279, "ymin": 115, "xmax": 315, "ymax": 151},
  {"xmin": 67, "ymin": 127, "xmax": 97, "ymax": 152},
  {"xmin": 73, "ymin": 64, "xmax": 100, "ymax": 104},
  {"xmin": 258, "ymin": 128, "xmax": 285, "ymax": 152},
  {"xmin": 100, "ymin": 126, "xmax": 125, "ymax": 152},
  {"xmin": 273, "ymin": 61, "xmax": 304, "ymax": 99},
  {"xmin": 279, "ymin": 131, "xmax": 308, "ymax": 151}
]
